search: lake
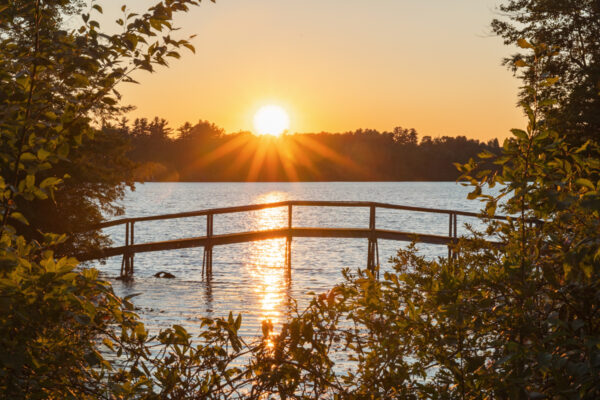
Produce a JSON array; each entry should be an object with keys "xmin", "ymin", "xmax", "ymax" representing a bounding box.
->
[{"xmin": 98, "ymin": 182, "xmax": 489, "ymax": 339}]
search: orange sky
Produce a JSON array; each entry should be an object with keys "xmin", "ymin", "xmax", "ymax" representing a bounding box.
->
[{"xmin": 107, "ymin": 0, "xmax": 523, "ymax": 141}]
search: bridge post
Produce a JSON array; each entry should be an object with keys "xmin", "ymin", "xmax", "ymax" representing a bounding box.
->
[
  {"xmin": 120, "ymin": 221, "xmax": 128, "ymax": 278},
  {"xmin": 367, "ymin": 204, "xmax": 379, "ymax": 276},
  {"xmin": 285, "ymin": 204, "xmax": 292, "ymax": 272},
  {"xmin": 203, "ymin": 213, "xmax": 213, "ymax": 278},
  {"xmin": 129, "ymin": 221, "xmax": 135, "ymax": 275},
  {"xmin": 448, "ymin": 213, "xmax": 458, "ymax": 259},
  {"xmin": 120, "ymin": 221, "xmax": 135, "ymax": 279},
  {"xmin": 448, "ymin": 213, "xmax": 453, "ymax": 259},
  {"xmin": 453, "ymin": 213, "xmax": 457, "ymax": 259}
]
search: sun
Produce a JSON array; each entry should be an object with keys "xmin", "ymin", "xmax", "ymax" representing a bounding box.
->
[{"xmin": 253, "ymin": 105, "xmax": 290, "ymax": 136}]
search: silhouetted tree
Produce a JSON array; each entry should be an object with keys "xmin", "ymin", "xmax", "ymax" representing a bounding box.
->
[
  {"xmin": 393, "ymin": 126, "xmax": 418, "ymax": 145},
  {"xmin": 121, "ymin": 120, "xmax": 499, "ymax": 182},
  {"xmin": 492, "ymin": 0, "xmax": 600, "ymax": 144}
]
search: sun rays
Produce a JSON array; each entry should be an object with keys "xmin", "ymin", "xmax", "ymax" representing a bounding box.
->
[{"xmin": 174, "ymin": 132, "xmax": 369, "ymax": 182}]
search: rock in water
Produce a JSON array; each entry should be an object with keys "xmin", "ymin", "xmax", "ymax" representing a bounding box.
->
[{"xmin": 154, "ymin": 271, "xmax": 176, "ymax": 279}]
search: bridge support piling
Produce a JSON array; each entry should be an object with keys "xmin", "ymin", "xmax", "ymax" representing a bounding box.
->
[
  {"xmin": 367, "ymin": 239, "xmax": 379, "ymax": 277},
  {"xmin": 203, "ymin": 213, "xmax": 214, "ymax": 279},
  {"xmin": 120, "ymin": 221, "xmax": 135, "ymax": 280},
  {"xmin": 452, "ymin": 213, "xmax": 457, "ymax": 259},
  {"xmin": 448, "ymin": 213, "xmax": 458, "ymax": 259},
  {"xmin": 203, "ymin": 247, "xmax": 212, "ymax": 278},
  {"xmin": 367, "ymin": 205, "xmax": 379, "ymax": 276},
  {"xmin": 452, "ymin": 213, "xmax": 458, "ymax": 258},
  {"xmin": 448, "ymin": 213, "xmax": 453, "ymax": 259},
  {"xmin": 285, "ymin": 204, "xmax": 292, "ymax": 273},
  {"xmin": 119, "ymin": 221, "xmax": 126, "ymax": 277},
  {"xmin": 285, "ymin": 237, "xmax": 292, "ymax": 274}
]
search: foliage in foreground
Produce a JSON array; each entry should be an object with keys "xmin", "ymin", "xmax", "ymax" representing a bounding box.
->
[
  {"xmin": 4, "ymin": 41, "xmax": 597, "ymax": 399},
  {"xmin": 1, "ymin": 0, "xmax": 599, "ymax": 398}
]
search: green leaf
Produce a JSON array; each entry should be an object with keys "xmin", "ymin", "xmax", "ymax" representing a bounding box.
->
[
  {"xmin": 511, "ymin": 129, "xmax": 528, "ymax": 140},
  {"xmin": 533, "ymin": 129, "xmax": 550, "ymax": 141},
  {"xmin": 514, "ymin": 59, "xmax": 527, "ymax": 67},
  {"xmin": 575, "ymin": 140, "xmax": 590, "ymax": 153},
  {"xmin": 135, "ymin": 323, "xmax": 147, "ymax": 340},
  {"xmin": 542, "ymin": 76, "xmax": 559, "ymax": 86},
  {"xmin": 103, "ymin": 338, "xmax": 115, "ymax": 351},
  {"xmin": 517, "ymin": 38, "xmax": 533, "ymax": 49},
  {"xmin": 37, "ymin": 148, "xmax": 51, "ymax": 161},
  {"xmin": 20, "ymin": 152, "xmax": 36, "ymax": 162},
  {"xmin": 25, "ymin": 174, "xmax": 35, "ymax": 189},
  {"xmin": 183, "ymin": 43, "xmax": 195, "ymax": 53},
  {"xmin": 467, "ymin": 186, "xmax": 482, "ymax": 200},
  {"xmin": 575, "ymin": 178, "xmax": 595, "ymax": 190},
  {"xmin": 485, "ymin": 202, "xmax": 497, "ymax": 217},
  {"xmin": 57, "ymin": 143, "xmax": 70, "ymax": 158},
  {"xmin": 10, "ymin": 212, "xmax": 29, "ymax": 226},
  {"xmin": 40, "ymin": 177, "xmax": 62, "ymax": 189}
]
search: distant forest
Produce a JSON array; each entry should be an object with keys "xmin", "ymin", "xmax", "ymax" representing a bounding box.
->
[{"xmin": 106, "ymin": 117, "xmax": 501, "ymax": 182}]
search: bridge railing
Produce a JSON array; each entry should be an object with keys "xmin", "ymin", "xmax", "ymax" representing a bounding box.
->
[
  {"xmin": 90, "ymin": 200, "xmax": 511, "ymax": 229},
  {"xmin": 79, "ymin": 201, "xmax": 528, "ymax": 279}
]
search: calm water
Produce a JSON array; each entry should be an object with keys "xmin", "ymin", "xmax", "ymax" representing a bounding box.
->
[{"xmin": 97, "ymin": 182, "xmax": 489, "ymax": 339}]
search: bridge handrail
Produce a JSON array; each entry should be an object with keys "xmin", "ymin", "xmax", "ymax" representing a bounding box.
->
[
  {"xmin": 88, "ymin": 200, "xmax": 526, "ymax": 231},
  {"xmin": 81, "ymin": 200, "xmax": 541, "ymax": 277}
]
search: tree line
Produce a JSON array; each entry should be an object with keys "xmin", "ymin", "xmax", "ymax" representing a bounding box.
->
[{"xmin": 107, "ymin": 117, "xmax": 501, "ymax": 182}]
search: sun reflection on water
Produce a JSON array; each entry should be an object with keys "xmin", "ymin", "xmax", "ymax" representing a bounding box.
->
[{"xmin": 246, "ymin": 192, "xmax": 290, "ymax": 341}]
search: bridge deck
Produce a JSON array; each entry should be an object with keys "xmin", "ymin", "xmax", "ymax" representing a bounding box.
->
[{"xmin": 77, "ymin": 227, "xmax": 456, "ymax": 261}]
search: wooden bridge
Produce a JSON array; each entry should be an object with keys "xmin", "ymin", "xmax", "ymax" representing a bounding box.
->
[{"xmin": 78, "ymin": 201, "xmax": 508, "ymax": 279}]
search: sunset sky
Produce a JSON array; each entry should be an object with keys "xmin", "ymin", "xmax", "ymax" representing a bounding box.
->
[{"xmin": 108, "ymin": 0, "xmax": 524, "ymax": 141}]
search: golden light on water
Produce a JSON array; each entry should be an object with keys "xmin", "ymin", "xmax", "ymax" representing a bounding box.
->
[{"xmin": 246, "ymin": 192, "xmax": 290, "ymax": 343}]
